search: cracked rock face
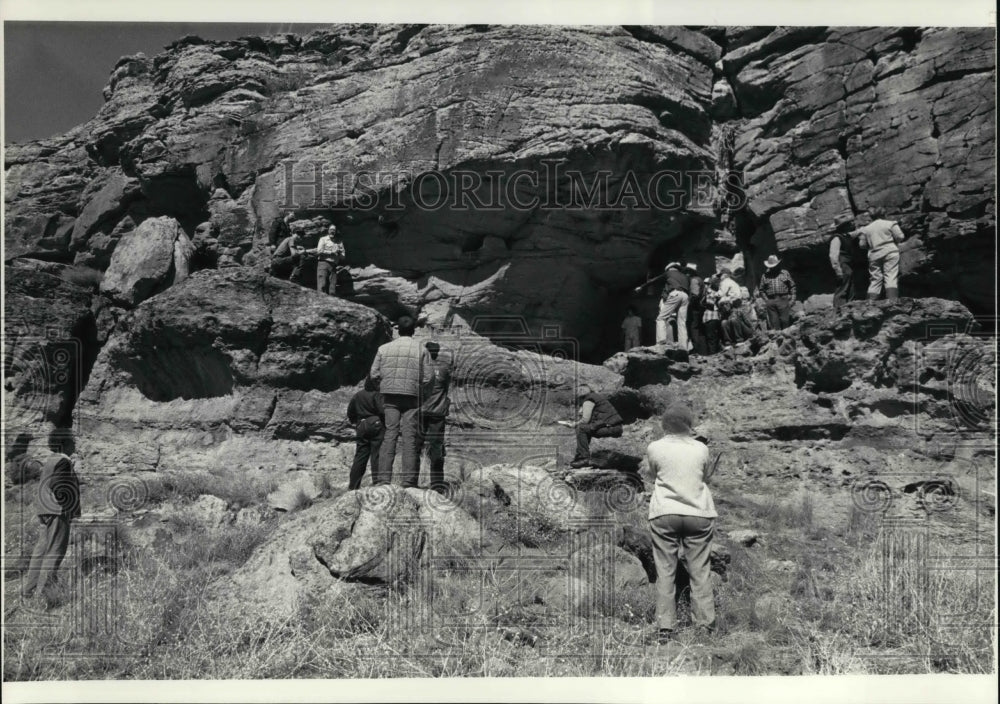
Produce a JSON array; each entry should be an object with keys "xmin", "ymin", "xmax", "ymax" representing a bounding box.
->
[
  {"xmin": 8, "ymin": 25, "xmax": 990, "ymax": 364},
  {"xmin": 74, "ymin": 268, "xmax": 392, "ymax": 472}
]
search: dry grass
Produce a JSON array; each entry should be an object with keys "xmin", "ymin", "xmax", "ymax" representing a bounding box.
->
[{"xmin": 3, "ymin": 468, "xmax": 994, "ymax": 679}]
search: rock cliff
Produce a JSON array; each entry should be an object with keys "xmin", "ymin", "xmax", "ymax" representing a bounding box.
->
[{"xmin": 5, "ymin": 25, "xmax": 995, "ymax": 364}]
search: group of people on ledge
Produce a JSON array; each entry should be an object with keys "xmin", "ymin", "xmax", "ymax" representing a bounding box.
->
[
  {"xmin": 622, "ymin": 209, "xmax": 908, "ymax": 354},
  {"xmin": 269, "ymin": 214, "xmax": 350, "ymax": 296}
]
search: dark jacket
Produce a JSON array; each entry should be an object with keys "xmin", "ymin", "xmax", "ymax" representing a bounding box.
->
[
  {"xmin": 268, "ymin": 217, "xmax": 291, "ymax": 247},
  {"xmin": 665, "ymin": 268, "xmax": 690, "ymax": 293},
  {"xmin": 421, "ymin": 357, "xmax": 452, "ymax": 418},
  {"xmin": 347, "ymin": 390, "xmax": 384, "ymax": 424},
  {"xmin": 36, "ymin": 453, "xmax": 80, "ymax": 519},
  {"xmin": 583, "ymin": 393, "xmax": 623, "ymax": 428}
]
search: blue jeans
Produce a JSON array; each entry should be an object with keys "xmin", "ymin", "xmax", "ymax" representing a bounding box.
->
[{"xmin": 649, "ymin": 514, "xmax": 716, "ymax": 630}]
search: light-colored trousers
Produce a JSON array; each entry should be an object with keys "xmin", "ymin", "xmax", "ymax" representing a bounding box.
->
[
  {"xmin": 656, "ymin": 290, "xmax": 689, "ymax": 348},
  {"xmin": 867, "ymin": 247, "xmax": 900, "ymax": 296}
]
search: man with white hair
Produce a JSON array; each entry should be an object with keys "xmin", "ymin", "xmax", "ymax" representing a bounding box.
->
[{"xmin": 315, "ymin": 224, "xmax": 346, "ymax": 295}]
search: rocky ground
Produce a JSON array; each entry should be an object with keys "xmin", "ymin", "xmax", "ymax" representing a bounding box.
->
[{"xmin": 3, "ymin": 287, "xmax": 995, "ymax": 677}]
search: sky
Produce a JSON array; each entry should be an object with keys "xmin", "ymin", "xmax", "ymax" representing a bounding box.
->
[{"xmin": 3, "ymin": 22, "xmax": 330, "ymax": 143}]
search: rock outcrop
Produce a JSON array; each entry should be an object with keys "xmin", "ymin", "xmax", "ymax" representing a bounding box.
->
[
  {"xmin": 725, "ymin": 27, "xmax": 995, "ymax": 311},
  {"xmin": 7, "ymin": 25, "xmax": 991, "ymax": 366},
  {"xmin": 75, "ymin": 268, "xmax": 392, "ymax": 473},
  {"xmin": 215, "ymin": 485, "xmax": 494, "ymax": 620},
  {"xmin": 100, "ymin": 215, "xmax": 194, "ymax": 307}
]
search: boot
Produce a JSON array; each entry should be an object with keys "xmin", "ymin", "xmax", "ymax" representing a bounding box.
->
[
  {"xmin": 885, "ymin": 287, "xmax": 899, "ymax": 300},
  {"xmin": 866, "ymin": 291, "xmax": 879, "ymax": 301}
]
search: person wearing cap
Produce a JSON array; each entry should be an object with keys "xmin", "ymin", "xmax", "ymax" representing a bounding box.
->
[
  {"xmin": 369, "ymin": 315, "xmax": 433, "ymax": 487},
  {"xmin": 829, "ymin": 213, "xmax": 866, "ymax": 308},
  {"xmin": 22, "ymin": 451, "xmax": 81, "ymax": 601},
  {"xmin": 315, "ymin": 224, "xmax": 347, "ymax": 295},
  {"xmin": 856, "ymin": 207, "xmax": 906, "ymax": 300},
  {"xmin": 415, "ymin": 341, "xmax": 452, "ymax": 493},
  {"xmin": 644, "ymin": 405, "xmax": 718, "ymax": 641},
  {"xmin": 684, "ymin": 263, "xmax": 706, "ymax": 355},
  {"xmin": 569, "ymin": 383, "xmax": 624, "ymax": 468},
  {"xmin": 757, "ymin": 255, "xmax": 797, "ymax": 330},
  {"xmin": 346, "ymin": 376, "xmax": 385, "ymax": 490}
]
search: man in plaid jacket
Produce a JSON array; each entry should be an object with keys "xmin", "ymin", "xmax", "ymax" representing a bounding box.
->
[{"xmin": 757, "ymin": 255, "xmax": 797, "ymax": 330}]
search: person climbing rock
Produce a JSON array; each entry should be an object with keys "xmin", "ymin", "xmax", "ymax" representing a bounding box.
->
[
  {"xmin": 644, "ymin": 405, "xmax": 718, "ymax": 642},
  {"xmin": 569, "ymin": 384, "xmax": 624, "ymax": 468},
  {"xmin": 857, "ymin": 208, "xmax": 906, "ymax": 300},
  {"xmin": 636, "ymin": 262, "xmax": 689, "ymax": 349},
  {"xmin": 757, "ymin": 255, "xmax": 797, "ymax": 330},
  {"xmin": 830, "ymin": 213, "xmax": 866, "ymax": 308},
  {"xmin": 346, "ymin": 376, "xmax": 385, "ymax": 491},
  {"xmin": 315, "ymin": 225, "xmax": 346, "ymax": 295},
  {"xmin": 621, "ymin": 305, "xmax": 643, "ymax": 351},
  {"xmin": 22, "ymin": 451, "xmax": 81, "ymax": 602},
  {"xmin": 369, "ymin": 315, "xmax": 432, "ymax": 487},
  {"xmin": 414, "ymin": 341, "xmax": 452, "ymax": 493}
]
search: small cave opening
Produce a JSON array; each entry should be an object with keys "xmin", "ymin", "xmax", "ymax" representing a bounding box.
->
[
  {"xmin": 141, "ymin": 167, "xmax": 212, "ymax": 233},
  {"xmin": 118, "ymin": 345, "xmax": 236, "ymax": 402}
]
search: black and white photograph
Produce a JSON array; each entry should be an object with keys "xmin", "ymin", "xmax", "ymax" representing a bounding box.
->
[{"xmin": 2, "ymin": 1, "xmax": 996, "ymax": 700}]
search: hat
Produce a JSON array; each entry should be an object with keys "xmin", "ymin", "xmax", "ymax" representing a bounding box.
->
[
  {"xmin": 425, "ymin": 341, "xmax": 440, "ymax": 353},
  {"xmin": 684, "ymin": 262, "xmax": 698, "ymax": 273},
  {"xmin": 764, "ymin": 255, "xmax": 781, "ymax": 269},
  {"xmin": 664, "ymin": 262, "xmax": 681, "ymax": 271}
]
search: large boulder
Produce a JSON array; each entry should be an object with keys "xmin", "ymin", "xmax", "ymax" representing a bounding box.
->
[
  {"xmin": 792, "ymin": 297, "xmax": 977, "ymax": 393},
  {"xmin": 75, "ymin": 268, "xmax": 392, "ymax": 473},
  {"xmin": 214, "ymin": 485, "xmax": 494, "ymax": 621},
  {"xmin": 100, "ymin": 216, "xmax": 194, "ymax": 307},
  {"xmin": 461, "ymin": 463, "xmax": 593, "ymax": 533}
]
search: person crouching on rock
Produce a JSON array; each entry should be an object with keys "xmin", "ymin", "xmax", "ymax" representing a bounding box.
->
[
  {"xmin": 346, "ymin": 376, "xmax": 385, "ymax": 490},
  {"xmin": 369, "ymin": 315, "xmax": 432, "ymax": 487},
  {"xmin": 270, "ymin": 228, "xmax": 308, "ymax": 284},
  {"xmin": 645, "ymin": 405, "xmax": 718, "ymax": 642},
  {"xmin": 569, "ymin": 384, "xmax": 624, "ymax": 468}
]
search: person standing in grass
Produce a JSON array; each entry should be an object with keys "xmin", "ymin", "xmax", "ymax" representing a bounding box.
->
[
  {"xmin": 645, "ymin": 405, "xmax": 718, "ymax": 642},
  {"xmin": 22, "ymin": 452, "xmax": 81, "ymax": 602},
  {"xmin": 414, "ymin": 341, "xmax": 452, "ymax": 493},
  {"xmin": 369, "ymin": 315, "xmax": 432, "ymax": 487},
  {"xmin": 346, "ymin": 376, "xmax": 385, "ymax": 490}
]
